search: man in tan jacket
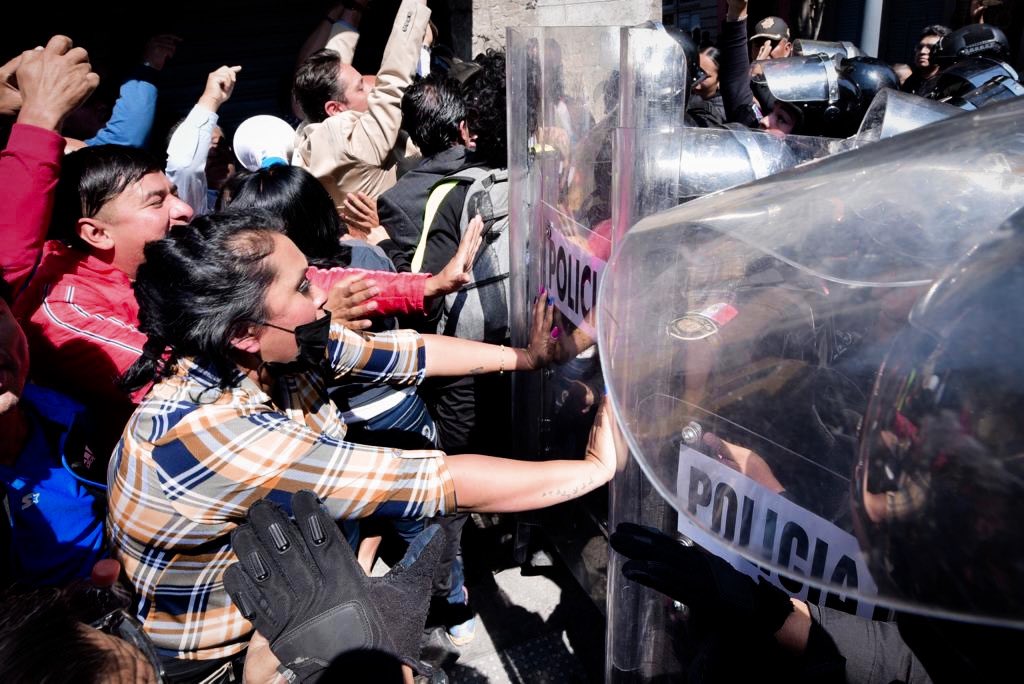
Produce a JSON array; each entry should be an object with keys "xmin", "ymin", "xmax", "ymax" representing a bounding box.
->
[{"xmin": 292, "ymin": 0, "xmax": 428, "ymax": 209}]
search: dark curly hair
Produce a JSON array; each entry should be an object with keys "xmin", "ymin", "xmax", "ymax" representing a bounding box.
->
[
  {"xmin": 121, "ymin": 211, "xmax": 284, "ymax": 393},
  {"xmin": 462, "ymin": 49, "xmax": 507, "ymax": 168}
]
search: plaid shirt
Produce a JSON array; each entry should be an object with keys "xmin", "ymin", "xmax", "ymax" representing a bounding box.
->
[{"xmin": 107, "ymin": 325, "xmax": 456, "ymax": 661}]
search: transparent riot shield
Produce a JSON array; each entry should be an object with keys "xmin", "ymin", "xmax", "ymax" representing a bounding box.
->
[
  {"xmin": 624, "ymin": 125, "xmax": 851, "ymax": 207},
  {"xmin": 855, "ymin": 88, "xmax": 961, "ymax": 142},
  {"xmin": 506, "ymin": 24, "xmax": 625, "ymax": 602},
  {"xmin": 605, "ymin": 27, "xmax": 691, "ymax": 683},
  {"xmin": 598, "ymin": 96, "xmax": 1024, "ymax": 659},
  {"xmin": 606, "ymin": 27, "xmax": 860, "ymax": 682},
  {"xmin": 793, "ymin": 39, "xmax": 863, "ymax": 60}
]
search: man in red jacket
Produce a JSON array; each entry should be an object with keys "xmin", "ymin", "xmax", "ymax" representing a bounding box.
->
[
  {"xmin": 1, "ymin": 37, "xmax": 194, "ymax": 460},
  {"xmin": 12, "ymin": 143, "xmax": 194, "ymax": 459}
]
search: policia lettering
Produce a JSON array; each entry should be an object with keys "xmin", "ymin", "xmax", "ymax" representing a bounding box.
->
[
  {"xmin": 545, "ymin": 226, "xmax": 603, "ymax": 322},
  {"xmin": 686, "ymin": 463, "xmax": 889, "ymax": 620}
]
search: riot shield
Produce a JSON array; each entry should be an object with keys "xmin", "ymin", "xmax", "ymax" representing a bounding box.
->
[
  {"xmin": 762, "ymin": 53, "xmax": 840, "ymax": 106},
  {"xmin": 598, "ymin": 97, "xmax": 1024, "ymax": 639},
  {"xmin": 506, "ymin": 24, "xmax": 625, "ymax": 604},
  {"xmin": 855, "ymin": 88, "xmax": 961, "ymax": 142},
  {"xmin": 606, "ymin": 27, "xmax": 857, "ymax": 683},
  {"xmin": 793, "ymin": 39, "xmax": 863, "ymax": 61},
  {"xmin": 627, "ymin": 125, "xmax": 850, "ymax": 206},
  {"xmin": 950, "ymin": 74, "xmax": 1024, "ymax": 110},
  {"xmin": 604, "ymin": 28, "xmax": 693, "ymax": 683}
]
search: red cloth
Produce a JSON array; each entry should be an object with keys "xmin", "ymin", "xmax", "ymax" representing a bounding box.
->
[
  {"xmin": 308, "ymin": 265, "xmax": 429, "ymax": 317},
  {"xmin": 14, "ymin": 247, "xmax": 144, "ymax": 455},
  {"xmin": 0, "ymin": 124, "xmax": 64, "ymax": 299},
  {"xmin": 2, "ymin": 122, "xmax": 142, "ymax": 456}
]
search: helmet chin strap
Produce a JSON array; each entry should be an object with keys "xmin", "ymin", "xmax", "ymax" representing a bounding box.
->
[{"xmin": 821, "ymin": 54, "xmax": 842, "ymax": 120}]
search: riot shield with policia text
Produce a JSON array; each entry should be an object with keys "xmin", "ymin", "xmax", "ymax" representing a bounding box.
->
[
  {"xmin": 598, "ymin": 97, "xmax": 1024, "ymax": 648},
  {"xmin": 605, "ymin": 24, "xmax": 863, "ymax": 682},
  {"xmin": 506, "ymin": 24, "xmax": 626, "ymax": 600}
]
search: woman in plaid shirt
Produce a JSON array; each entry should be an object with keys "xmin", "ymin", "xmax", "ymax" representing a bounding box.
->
[{"xmin": 107, "ymin": 210, "xmax": 620, "ymax": 674}]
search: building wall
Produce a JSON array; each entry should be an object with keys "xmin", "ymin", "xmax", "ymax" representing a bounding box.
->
[{"xmin": 470, "ymin": 0, "xmax": 661, "ymax": 56}]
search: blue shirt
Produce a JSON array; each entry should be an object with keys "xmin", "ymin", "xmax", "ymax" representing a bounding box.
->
[{"xmin": 0, "ymin": 384, "xmax": 106, "ymax": 586}]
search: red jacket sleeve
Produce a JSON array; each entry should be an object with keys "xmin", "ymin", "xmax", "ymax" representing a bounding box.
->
[
  {"xmin": 26, "ymin": 284, "xmax": 149, "ymax": 404},
  {"xmin": 308, "ymin": 266, "xmax": 428, "ymax": 317},
  {"xmin": 0, "ymin": 124, "xmax": 64, "ymax": 299}
]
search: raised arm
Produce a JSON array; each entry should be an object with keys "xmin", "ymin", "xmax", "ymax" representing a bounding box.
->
[
  {"xmin": 86, "ymin": 34, "xmax": 180, "ymax": 148},
  {"xmin": 291, "ymin": 1, "xmax": 367, "ymax": 119},
  {"xmin": 302, "ymin": 1, "xmax": 367, "ymax": 66},
  {"xmin": 350, "ymin": 0, "xmax": 430, "ymax": 164},
  {"xmin": 719, "ymin": 0, "xmax": 759, "ymax": 127},
  {"xmin": 446, "ymin": 396, "xmax": 620, "ymax": 511},
  {"xmin": 421, "ymin": 291, "xmax": 555, "ymax": 375},
  {"xmin": 165, "ymin": 65, "xmax": 241, "ymax": 215},
  {"xmin": 0, "ymin": 35, "xmax": 97, "ymax": 298}
]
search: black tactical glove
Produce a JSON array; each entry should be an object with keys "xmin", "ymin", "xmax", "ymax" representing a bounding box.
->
[
  {"xmin": 223, "ymin": 491, "xmax": 446, "ymax": 682},
  {"xmin": 609, "ymin": 522, "xmax": 794, "ymax": 636}
]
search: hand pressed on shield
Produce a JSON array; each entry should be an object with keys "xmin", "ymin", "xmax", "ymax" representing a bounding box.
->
[
  {"xmin": 586, "ymin": 396, "xmax": 626, "ymax": 478},
  {"xmin": 552, "ymin": 310, "xmax": 596, "ymax": 364},
  {"xmin": 525, "ymin": 290, "xmax": 557, "ymax": 370},
  {"xmin": 324, "ymin": 273, "xmax": 380, "ymax": 331},
  {"xmin": 424, "ymin": 214, "xmax": 485, "ymax": 299},
  {"xmin": 224, "ymin": 491, "xmax": 446, "ymax": 683}
]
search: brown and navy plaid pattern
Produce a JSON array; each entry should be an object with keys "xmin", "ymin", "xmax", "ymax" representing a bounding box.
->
[{"xmin": 107, "ymin": 325, "xmax": 457, "ymax": 660}]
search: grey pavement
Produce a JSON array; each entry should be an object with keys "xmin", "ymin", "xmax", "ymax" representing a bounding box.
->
[{"xmin": 375, "ymin": 512, "xmax": 606, "ymax": 683}]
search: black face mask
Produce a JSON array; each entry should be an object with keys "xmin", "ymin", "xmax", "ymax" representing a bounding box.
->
[{"xmin": 260, "ymin": 311, "xmax": 331, "ymax": 375}]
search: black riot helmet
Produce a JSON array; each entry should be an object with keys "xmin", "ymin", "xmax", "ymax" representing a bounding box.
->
[
  {"xmin": 852, "ymin": 207, "xmax": 1024, "ymax": 673},
  {"xmin": 760, "ymin": 54, "xmax": 897, "ymax": 137},
  {"xmin": 921, "ymin": 56, "xmax": 1021, "ymax": 105},
  {"xmin": 935, "ymin": 23, "xmax": 1010, "ymax": 66},
  {"xmin": 839, "ymin": 56, "xmax": 900, "ymax": 114}
]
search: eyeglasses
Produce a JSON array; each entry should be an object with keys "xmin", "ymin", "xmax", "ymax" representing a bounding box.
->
[
  {"xmin": 915, "ymin": 42, "xmax": 937, "ymax": 52},
  {"xmin": 91, "ymin": 609, "xmax": 166, "ymax": 682}
]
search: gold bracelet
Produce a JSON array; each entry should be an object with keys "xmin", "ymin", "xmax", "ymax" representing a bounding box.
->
[{"xmin": 499, "ymin": 345, "xmax": 505, "ymax": 374}]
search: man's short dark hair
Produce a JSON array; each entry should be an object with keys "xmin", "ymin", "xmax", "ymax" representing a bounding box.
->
[
  {"xmin": 920, "ymin": 24, "xmax": 952, "ymax": 40},
  {"xmin": 50, "ymin": 145, "xmax": 162, "ymax": 250},
  {"xmin": 293, "ymin": 49, "xmax": 345, "ymax": 123},
  {"xmin": 401, "ymin": 75, "xmax": 465, "ymax": 156}
]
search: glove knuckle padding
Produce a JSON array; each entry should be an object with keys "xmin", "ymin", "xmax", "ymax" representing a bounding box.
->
[
  {"xmin": 291, "ymin": 490, "xmax": 361, "ymax": 579},
  {"xmin": 276, "ymin": 600, "xmax": 381, "ymax": 669}
]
